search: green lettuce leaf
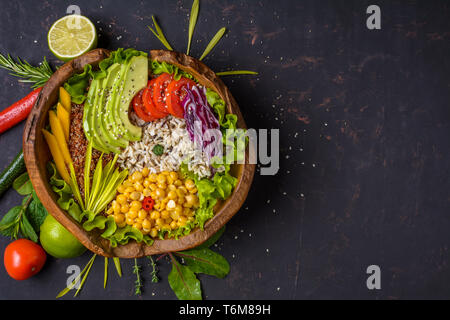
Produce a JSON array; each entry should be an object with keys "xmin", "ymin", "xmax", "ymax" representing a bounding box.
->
[{"xmin": 150, "ymin": 60, "xmax": 195, "ymax": 81}]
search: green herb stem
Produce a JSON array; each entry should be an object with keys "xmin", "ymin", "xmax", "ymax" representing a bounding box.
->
[
  {"xmin": 0, "ymin": 54, "xmax": 53, "ymax": 88},
  {"xmin": 216, "ymin": 70, "xmax": 259, "ymax": 76},
  {"xmin": 199, "ymin": 27, "xmax": 226, "ymax": 61},
  {"xmin": 148, "ymin": 16, "xmax": 174, "ymax": 51},
  {"xmin": 187, "ymin": 0, "xmax": 199, "ymax": 55}
]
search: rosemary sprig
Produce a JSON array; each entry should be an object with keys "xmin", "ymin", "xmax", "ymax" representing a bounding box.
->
[
  {"xmin": 187, "ymin": 0, "xmax": 199, "ymax": 55},
  {"xmin": 148, "ymin": 16, "xmax": 174, "ymax": 51},
  {"xmin": 133, "ymin": 258, "xmax": 143, "ymax": 296},
  {"xmin": 0, "ymin": 53, "xmax": 53, "ymax": 88},
  {"xmin": 199, "ymin": 27, "xmax": 226, "ymax": 61},
  {"xmin": 216, "ymin": 70, "xmax": 259, "ymax": 76},
  {"xmin": 148, "ymin": 256, "xmax": 159, "ymax": 283}
]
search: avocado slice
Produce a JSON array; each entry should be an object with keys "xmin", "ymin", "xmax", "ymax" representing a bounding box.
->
[
  {"xmin": 83, "ymin": 79, "xmax": 110, "ymax": 153},
  {"xmin": 114, "ymin": 55, "xmax": 148, "ymax": 142},
  {"xmin": 90, "ymin": 78, "xmax": 121, "ymax": 154},
  {"xmin": 98, "ymin": 63, "xmax": 128, "ymax": 150}
]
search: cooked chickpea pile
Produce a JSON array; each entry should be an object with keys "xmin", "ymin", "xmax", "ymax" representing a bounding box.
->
[{"xmin": 106, "ymin": 168, "xmax": 199, "ymax": 238}]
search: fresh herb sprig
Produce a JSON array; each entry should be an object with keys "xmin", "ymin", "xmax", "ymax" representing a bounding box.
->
[
  {"xmin": 133, "ymin": 258, "xmax": 143, "ymax": 296},
  {"xmin": 148, "ymin": 16, "xmax": 174, "ymax": 51},
  {"xmin": 0, "ymin": 54, "xmax": 53, "ymax": 88},
  {"xmin": 187, "ymin": 0, "xmax": 199, "ymax": 55},
  {"xmin": 199, "ymin": 27, "xmax": 226, "ymax": 61},
  {"xmin": 0, "ymin": 172, "xmax": 48, "ymax": 242},
  {"xmin": 148, "ymin": 256, "xmax": 159, "ymax": 283}
]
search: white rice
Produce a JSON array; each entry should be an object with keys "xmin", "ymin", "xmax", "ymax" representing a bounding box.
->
[{"xmin": 118, "ymin": 115, "xmax": 212, "ymax": 178}]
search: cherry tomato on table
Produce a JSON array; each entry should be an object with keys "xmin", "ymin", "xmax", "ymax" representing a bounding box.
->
[
  {"xmin": 166, "ymin": 78, "xmax": 197, "ymax": 118},
  {"xmin": 3, "ymin": 239, "xmax": 46, "ymax": 280}
]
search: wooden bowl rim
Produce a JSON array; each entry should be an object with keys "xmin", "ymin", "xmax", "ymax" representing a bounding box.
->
[{"xmin": 23, "ymin": 48, "xmax": 255, "ymax": 258}]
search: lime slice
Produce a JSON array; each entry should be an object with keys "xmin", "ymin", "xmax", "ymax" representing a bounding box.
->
[{"xmin": 48, "ymin": 15, "xmax": 98, "ymax": 62}]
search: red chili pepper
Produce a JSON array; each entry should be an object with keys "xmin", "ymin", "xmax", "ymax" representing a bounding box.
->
[
  {"xmin": 0, "ymin": 87, "xmax": 41, "ymax": 134},
  {"xmin": 142, "ymin": 197, "xmax": 155, "ymax": 211}
]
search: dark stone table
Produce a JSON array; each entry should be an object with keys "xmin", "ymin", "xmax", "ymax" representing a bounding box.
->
[{"xmin": 0, "ymin": 0, "xmax": 449, "ymax": 299}]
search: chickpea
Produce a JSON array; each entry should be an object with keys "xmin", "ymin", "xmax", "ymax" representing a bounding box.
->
[
  {"xmin": 150, "ymin": 211, "xmax": 160, "ymax": 220},
  {"xmin": 120, "ymin": 203, "xmax": 130, "ymax": 214},
  {"xmin": 169, "ymin": 172, "xmax": 178, "ymax": 181},
  {"xmin": 117, "ymin": 184, "xmax": 126, "ymax": 193},
  {"xmin": 166, "ymin": 199, "xmax": 176, "ymax": 210},
  {"xmin": 142, "ymin": 219, "xmax": 152, "ymax": 230},
  {"xmin": 150, "ymin": 228, "xmax": 158, "ymax": 238},
  {"xmin": 167, "ymin": 190, "xmax": 177, "ymax": 200},
  {"xmin": 138, "ymin": 209, "xmax": 148, "ymax": 219},
  {"xmin": 156, "ymin": 174, "xmax": 166, "ymax": 185},
  {"xmin": 142, "ymin": 167, "xmax": 150, "ymax": 177},
  {"xmin": 185, "ymin": 179, "xmax": 195, "ymax": 190},
  {"xmin": 155, "ymin": 188, "xmax": 166, "ymax": 199},
  {"xmin": 130, "ymin": 201, "xmax": 142, "ymax": 211},
  {"xmin": 134, "ymin": 182, "xmax": 144, "ymax": 192},
  {"xmin": 157, "ymin": 182, "xmax": 167, "ymax": 190},
  {"xmin": 116, "ymin": 194, "xmax": 127, "ymax": 205},
  {"xmin": 189, "ymin": 187, "xmax": 198, "ymax": 194},
  {"xmin": 143, "ymin": 188, "xmax": 152, "ymax": 197},
  {"xmin": 130, "ymin": 192, "xmax": 141, "ymax": 201},
  {"xmin": 133, "ymin": 222, "xmax": 142, "ymax": 230},
  {"xmin": 159, "ymin": 211, "xmax": 168, "ymax": 220},
  {"xmin": 127, "ymin": 209, "xmax": 138, "ymax": 219},
  {"xmin": 174, "ymin": 205, "xmax": 183, "ymax": 216},
  {"xmin": 132, "ymin": 171, "xmax": 143, "ymax": 182}
]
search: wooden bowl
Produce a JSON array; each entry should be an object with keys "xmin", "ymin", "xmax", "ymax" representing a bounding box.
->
[{"xmin": 23, "ymin": 49, "xmax": 255, "ymax": 258}]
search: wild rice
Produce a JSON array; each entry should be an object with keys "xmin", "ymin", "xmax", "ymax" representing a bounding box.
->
[{"xmin": 118, "ymin": 115, "xmax": 212, "ymax": 178}]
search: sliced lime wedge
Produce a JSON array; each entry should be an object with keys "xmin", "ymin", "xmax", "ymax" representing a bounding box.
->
[{"xmin": 48, "ymin": 15, "xmax": 98, "ymax": 62}]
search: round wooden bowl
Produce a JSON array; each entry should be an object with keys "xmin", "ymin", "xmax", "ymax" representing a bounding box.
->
[{"xmin": 23, "ymin": 49, "xmax": 255, "ymax": 258}]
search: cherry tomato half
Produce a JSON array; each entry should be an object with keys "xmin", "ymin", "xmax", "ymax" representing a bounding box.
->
[
  {"xmin": 152, "ymin": 73, "xmax": 173, "ymax": 115},
  {"xmin": 166, "ymin": 78, "xmax": 197, "ymax": 118},
  {"xmin": 4, "ymin": 239, "xmax": 46, "ymax": 281},
  {"xmin": 132, "ymin": 89, "xmax": 157, "ymax": 122},
  {"xmin": 143, "ymin": 79, "xmax": 167, "ymax": 119}
]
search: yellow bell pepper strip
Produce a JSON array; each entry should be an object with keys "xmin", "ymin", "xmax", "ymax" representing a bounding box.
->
[
  {"xmin": 49, "ymin": 110, "xmax": 72, "ymax": 165},
  {"xmin": 56, "ymin": 102, "xmax": 70, "ymax": 142},
  {"xmin": 42, "ymin": 129, "xmax": 70, "ymax": 184},
  {"xmin": 59, "ymin": 87, "xmax": 71, "ymax": 113}
]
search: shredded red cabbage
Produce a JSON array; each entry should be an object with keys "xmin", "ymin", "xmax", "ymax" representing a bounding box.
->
[{"xmin": 182, "ymin": 85, "xmax": 222, "ymax": 161}]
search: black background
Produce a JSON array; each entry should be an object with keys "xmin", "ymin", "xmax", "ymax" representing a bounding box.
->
[{"xmin": 0, "ymin": 0, "xmax": 450, "ymax": 300}]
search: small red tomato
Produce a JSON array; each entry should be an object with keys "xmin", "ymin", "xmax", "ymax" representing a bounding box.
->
[
  {"xmin": 142, "ymin": 197, "xmax": 155, "ymax": 211},
  {"xmin": 3, "ymin": 239, "xmax": 46, "ymax": 280}
]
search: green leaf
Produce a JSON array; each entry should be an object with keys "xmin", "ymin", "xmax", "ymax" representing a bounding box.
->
[
  {"xmin": 56, "ymin": 254, "xmax": 96, "ymax": 298},
  {"xmin": 197, "ymin": 226, "xmax": 225, "ymax": 249},
  {"xmin": 26, "ymin": 191, "xmax": 48, "ymax": 232},
  {"xmin": 216, "ymin": 70, "xmax": 259, "ymax": 76},
  {"xmin": 187, "ymin": 0, "xmax": 199, "ymax": 55},
  {"xmin": 199, "ymin": 27, "xmax": 226, "ymax": 61},
  {"xmin": 148, "ymin": 16, "xmax": 174, "ymax": 51},
  {"xmin": 84, "ymin": 142, "xmax": 93, "ymax": 208},
  {"xmin": 176, "ymin": 248, "xmax": 230, "ymax": 278},
  {"xmin": 13, "ymin": 172, "xmax": 33, "ymax": 195},
  {"xmin": 0, "ymin": 206, "xmax": 22, "ymax": 237},
  {"xmin": 113, "ymin": 257, "xmax": 122, "ymax": 277},
  {"xmin": 74, "ymin": 254, "xmax": 96, "ymax": 297},
  {"xmin": 20, "ymin": 212, "xmax": 38, "ymax": 242},
  {"xmin": 168, "ymin": 255, "xmax": 202, "ymax": 300},
  {"xmin": 104, "ymin": 257, "xmax": 108, "ymax": 289}
]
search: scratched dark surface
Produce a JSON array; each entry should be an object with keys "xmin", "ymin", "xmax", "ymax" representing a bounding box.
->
[{"xmin": 0, "ymin": 0, "xmax": 449, "ymax": 300}]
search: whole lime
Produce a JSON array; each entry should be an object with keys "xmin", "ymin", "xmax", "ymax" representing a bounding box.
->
[{"xmin": 39, "ymin": 215, "xmax": 86, "ymax": 259}]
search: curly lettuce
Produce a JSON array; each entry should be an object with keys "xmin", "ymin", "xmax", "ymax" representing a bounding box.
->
[{"xmin": 151, "ymin": 60, "xmax": 195, "ymax": 81}]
